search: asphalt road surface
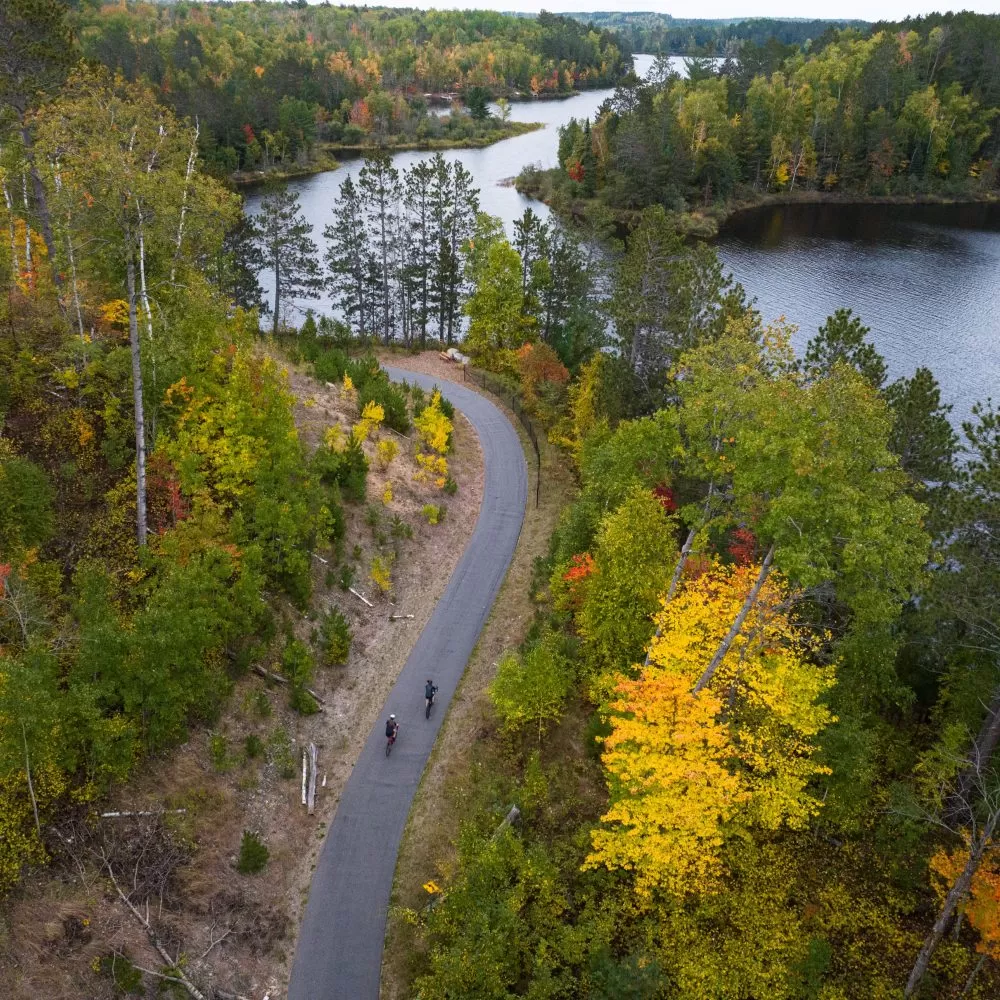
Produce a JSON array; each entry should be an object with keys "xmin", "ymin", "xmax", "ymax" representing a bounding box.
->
[{"xmin": 288, "ymin": 366, "xmax": 528, "ymax": 1000}]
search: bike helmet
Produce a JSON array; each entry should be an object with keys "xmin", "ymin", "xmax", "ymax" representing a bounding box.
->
[{"xmin": 389, "ymin": 713, "xmax": 396, "ymax": 719}]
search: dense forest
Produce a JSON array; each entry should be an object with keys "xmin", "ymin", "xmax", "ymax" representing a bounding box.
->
[
  {"xmin": 566, "ymin": 12, "xmax": 868, "ymax": 55},
  {"xmin": 521, "ymin": 13, "xmax": 1000, "ymax": 219},
  {"xmin": 68, "ymin": 2, "xmax": 631, "ymax": 174}
]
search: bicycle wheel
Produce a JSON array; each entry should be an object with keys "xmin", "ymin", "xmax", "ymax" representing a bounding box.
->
[
  {"xmin": 385, "ymin": 737, "xmax": 392, "ymax": 757},
  {"xmin": 425, "ymin": 698, "xmax": 431, "ymax": 719}
]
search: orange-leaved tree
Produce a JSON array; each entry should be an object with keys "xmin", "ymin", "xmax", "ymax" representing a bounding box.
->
[{"xmin": 585, "ymin": 560, "xmax": 835, "ymax": 897}]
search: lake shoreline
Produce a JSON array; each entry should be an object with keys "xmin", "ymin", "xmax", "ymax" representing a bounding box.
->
[
  {"xmin": 515, "ymin": 166, "xmax": 1000, "ymax": 238},
  {"xmin": 230, "ymin": 121, "xmax": 546, "ymax": 188}
]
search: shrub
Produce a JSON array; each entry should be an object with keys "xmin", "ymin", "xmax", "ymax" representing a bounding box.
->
[
  {"xmin": 96, "ymin": 952, "xmax": 144, "ymax": 994},
  {"xmin": 0, "ymin": 454, "xmax": 54, "ymax": 550},
  {"xmin": 390, "ymin": 514, "xmax": 413, "ymax": 540},
  {"xmin": 443, "ymin": 477, "xmax": 458, "ymax": 495},
  {"xmin": 281, "ymin": 638, "xmax": 318, "ymax": 714},
  {"xmin": 422, "ymin": 504, "xmax": 445, "ymax": 525},
  {"xmin": 365, "ymin": 504, "xmax": 381, "ymax": 529},
  {"xmin": 237, "ymin": 830, "xmax": 270, "ymax": 874},
  {"xmin": 209, "ymin": 733, "xmax": 230, "ymax": 772},
  {"xmin": 382, "ymin": 483, "xmax": 393, "ymax": 505},
  {"xmin": 489, "ymin": 633, "xmax": 572, "ymax": 739},
  {"xmin": 359, "ymin": 378, "xmax": 409, "ymax": 434},
  {"xmin": 370, "ymin": 553, "xmax": 394, "ymax": 594},
  {"xmin": 313, "ymin": 347, "xmax": 349, "ymax": 383},
  {"xmin": 319, "ymin": 607, "xmax": 352, "ymax": 666},
  {"xmin": 376, "ymin": 438, "xmax": 398, "ymax": 468},
  {"xmin": 244, "ymin": 733, "xmax": 265, "ymax": 759},
  {"xmin": 338, "ymin": 563, "xmax": 356, "ymax": 590},
  {"xmin": 313, "ymin": 437, "xmax": 368, "ymax": 504}
]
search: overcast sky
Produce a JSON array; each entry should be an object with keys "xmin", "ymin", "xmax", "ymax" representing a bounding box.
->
[{"xmin": 347, "ymin": 2, "xmax": 1000, "ymax": 20}]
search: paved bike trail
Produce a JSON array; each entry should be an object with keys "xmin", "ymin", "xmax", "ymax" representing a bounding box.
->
[{"xmin": 288, "ymin": 366, "xmax": 528, "ymax": 1000}]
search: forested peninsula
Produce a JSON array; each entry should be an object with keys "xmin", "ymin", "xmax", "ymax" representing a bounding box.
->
[
  {"xmin": 70, "ymin": 2, "xmax": 631, "ymax": 178},
  {"xmin": 520, "ymin": 13, "xmax": 1000, "ymax": 230}
]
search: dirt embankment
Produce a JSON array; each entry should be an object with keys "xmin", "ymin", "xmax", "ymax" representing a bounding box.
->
[{"xmin": 0, "ymin": 356, "xmax": 484, "ymax": 1000}]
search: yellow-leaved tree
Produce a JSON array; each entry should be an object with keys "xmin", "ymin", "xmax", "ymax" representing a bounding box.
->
[{"xmin": 586, "ymin": 560, "xmax": 836, "ymax": 897}]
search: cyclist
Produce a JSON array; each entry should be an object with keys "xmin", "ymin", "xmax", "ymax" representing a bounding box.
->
[
  {"xmin": 385, "ymin": 714, "xmax": 398, "ymax": 742},
  {"xmin": 425, "ymin": 679, "xmax": 438, "ymax": 718}
]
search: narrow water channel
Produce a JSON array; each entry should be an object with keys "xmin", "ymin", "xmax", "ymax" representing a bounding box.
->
[{"xmin": 246, "ymin": 54, "xmax": 1000, "ymax": 425}]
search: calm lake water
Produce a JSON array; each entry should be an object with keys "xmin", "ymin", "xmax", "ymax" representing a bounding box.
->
[
  {"xmin": 247, "ymin": 53, "xmax": 1000, "ymax": 425},
  {"xmin": 716, "ymin": 202, "xmax": 1000, "ymax": 426}
]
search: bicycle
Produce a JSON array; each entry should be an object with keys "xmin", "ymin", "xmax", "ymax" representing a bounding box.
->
[{"xmin": 385, "ymin": 724, "xmax": 399, "ymax": 756}]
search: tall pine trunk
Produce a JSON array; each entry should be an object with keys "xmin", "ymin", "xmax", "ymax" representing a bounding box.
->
[{"xmin": 126, "ymin": 255, "xmax": 149, "ymax": 546}]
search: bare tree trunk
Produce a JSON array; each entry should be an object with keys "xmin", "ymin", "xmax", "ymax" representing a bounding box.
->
[
  {"xmin": 905, "ymin": 807, "xmax": 1000, "ymax": 997},
  {"xmin": 21, "ymin": 724, "xmax": 40, "ymax": 839},
  {"xmin": 21, "ymin": 172, "xmax": 32, "ymax": 272},
  {"xmin": 960, "ymin": 953, "xmax": 987, "ymax": 996},
  {"xmin": 171, "ymin": 118, "xmax": 199, "ymax": 284},
  {"xmin": 2, "ymin": 178, "xmax": 19, "ymax": 278},
  {"xmin": 19, "ymin": 124, "xmax": 61, "ymax": 289},
  {"xmin": 126, "ymin": 256, "xmax": 149, "ymax": 547},
  {"xmin": 273, "ymin": 251, "xmax": 281, "ymax": 336},
  {"xmin": 693, "ymin": 543, "xmax": 775, "ymax": 694},
  {"xmin": 136, "ymin": 207, "xmax": 159, "ymax": 440},
  {"xmin": 946, "ymin": 687, "xmax": 1000, "ymax": 825}
]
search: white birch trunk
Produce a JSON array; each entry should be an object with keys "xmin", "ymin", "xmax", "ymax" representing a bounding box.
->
[{"xmin": 171, "ymin": 118, "xmax": 199, "ymax": 283}]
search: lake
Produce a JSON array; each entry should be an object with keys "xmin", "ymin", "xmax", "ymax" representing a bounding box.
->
[
  {"xmin": 716, "ymin": 202, "xmax": 1000, "ymax": 426},
  {"xmin": 247, "ymin": 53, "xmax": 1000, "ymax": 425}
]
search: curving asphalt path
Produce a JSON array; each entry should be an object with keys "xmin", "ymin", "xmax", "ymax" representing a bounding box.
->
[{"xmin": 288, "ymin": 366, "xmax": 528, "ymax": 1000}]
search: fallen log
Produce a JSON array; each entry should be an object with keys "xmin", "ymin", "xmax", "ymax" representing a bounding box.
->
[{"xmin": 252, "ymin": 664, "xmax": 325, "ymax": 707}]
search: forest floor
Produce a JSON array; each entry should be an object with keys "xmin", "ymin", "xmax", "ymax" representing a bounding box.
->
[
  {"xmin": 0, "ymin": 353, "xmax": 484, "ymax": 1000},
  {"xmin": 374, "ymin": 351, "xmax": 578, "ymax": 1000}
]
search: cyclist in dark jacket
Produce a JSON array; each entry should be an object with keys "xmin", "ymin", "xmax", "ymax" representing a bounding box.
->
[{"xmin": 385, "ymin": 714, "xmax": 398, "ymax": 740}]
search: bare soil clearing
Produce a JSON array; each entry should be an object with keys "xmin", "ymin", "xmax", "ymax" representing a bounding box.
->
[{"xmin": 0, "ymin": 355, "xmax": 484, "ymax": 1000}]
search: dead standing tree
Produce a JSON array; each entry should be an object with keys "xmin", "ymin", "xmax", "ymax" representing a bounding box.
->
[{"xmin": 904, "ymin": 750, "xmax": 1000, "ymax": 997}]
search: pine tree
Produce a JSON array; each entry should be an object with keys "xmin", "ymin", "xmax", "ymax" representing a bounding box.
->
[
  {"xmin": 324, "ymin": 174, "xmax": 371, "ymax": 339},
  {"xmin": 404, "ymin": 160, "xmax": 435, "ymax": 347},
  {"xmin": 255, "ymin": 184, "xmax": 321, "ymax": 335},
  {"xmin": 357, "ymin": 153, "xmax": 401, "ymax": 344}
]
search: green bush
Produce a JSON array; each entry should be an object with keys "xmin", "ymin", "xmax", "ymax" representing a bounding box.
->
[
  {"xmin": 358, "ymin": 378, "xmax": 410, "ymax": 434},
  {"xmin": 313, "ymin": 347, "xmax": 349, "ymax": 383},
  {"xmin": 319, "ymin": 607, "xmax": 352, "ymax": 666},
  {"xmin": 281, "ymin": 638, "xmax": 318, "ymax": 714},
  {"xmin": 209, "ymin": 733, "xmax": 230, "ymax": 772},
  {"xmin": 0, "ymin": 454, "xmax": 54, "ymax": 550},
  {"xmin": 338, "ymin": 563, "xmax": 356, "ymax": 590},
  {"xmin": 312, "ymin": 437, "xmax": 368, "ymax": 504},
  {"xmin": 422, "ymin": 504, "xmax": 445, "ymax": 525},
  {"xmin": 237, "ymin": 830, "xmax": 270, "ymax": 874},
  {"xmin": 96, "ymin": 952, "xmax": 144, "ymax": 994},
  {"xmin": 390, "ymin": 514, "xmax": 413, "ymax": 540},
  {"xmin": 244, "ymin": 733, "xmax": 264, "ymax": 759}
]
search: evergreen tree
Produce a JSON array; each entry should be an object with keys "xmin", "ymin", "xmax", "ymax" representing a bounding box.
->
[
  {"xmin": 324, "ymin": 174, "xmax": 371, "ymax": 339},
  {"xmin": 357, "ymin": 153, "xmax": 402, "ymax": 344},
  {"xmin": 404, "ymin": 160, "xmax": 436, "ymax": 347},
  {"xmin": 255, "ymin": 184, "xmax": 321, "ymax": 335}
]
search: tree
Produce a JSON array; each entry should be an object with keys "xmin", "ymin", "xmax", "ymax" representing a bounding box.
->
[
  {"xmin": 576, "ymin": 487, "xmax": 677, "ymax": 677},
  {"xmin": 0, "ymin": 0, "xmax": 74, "ymax": 288},
  {"xmin": 324, "ymin": 174, "xmax": 371, "ymax": 338},
  {"xmin": 586, "ymin": 561, "xmax": 835, "ymax": 897},
  {"xmin": 34, "ymin": 69, "xmax": 234, "ymax": 546},
  {"xmin": 464, "ymin": 240, "xmax": 537, "ymax": 365},
  {"xmin": 611, "ymin": 206, "xmax": 748, "ymax": 413},
  {"xmin": 489, "ymin": 635, "xmax": 572, "ymax": 741},
  {"xmin": 465, "ymin": 85, "xmax": 491, "ymax": 121},
  {"xmin": 884, "ymin": 366, "xmax": 957, "ymax": 487},
  {"xmin": 404, "ymin": 159, "xmax": 435, "ymax": 346},
  {"xmin": 357, "ymin": 153, "xmax": 401, "ymax": 344},
  {"xmin": 255, "ymin": 184, "xmax": 321, "ymax": 336},
  {"xmin": 802, "ymin": 308, "xmax": 888, "ymax": 389}
]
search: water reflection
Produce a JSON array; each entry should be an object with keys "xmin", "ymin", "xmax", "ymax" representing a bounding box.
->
[{"xmin": 716, "ymin": 203, "xmax": 1000, "ymax": 425}]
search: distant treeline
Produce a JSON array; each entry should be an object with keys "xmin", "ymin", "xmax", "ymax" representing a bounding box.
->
[
  {"xmin": 564, "ymin": 13, "xmax": 868, "ymax": 55},
  {"xmin": 70, "ymin": 3, "xmax": 631, "ymax": 174}
]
